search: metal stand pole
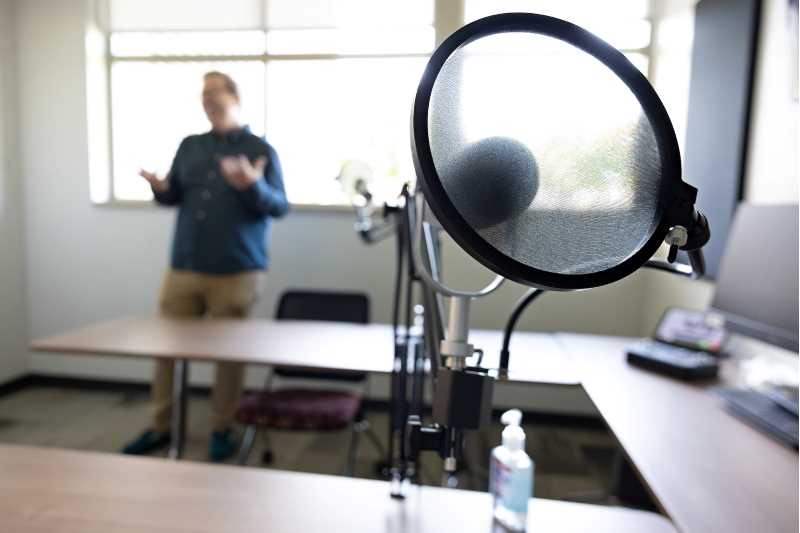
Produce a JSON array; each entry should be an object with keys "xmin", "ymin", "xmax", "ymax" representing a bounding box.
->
[{"xmin": 353, "ymin": 184, "xmax": 446, "ymax": 497}]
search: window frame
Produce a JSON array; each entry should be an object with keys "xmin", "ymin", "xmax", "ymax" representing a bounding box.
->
[{"xmin": 92, "ymin": 0, "xmax": 654, "ymax": 210}]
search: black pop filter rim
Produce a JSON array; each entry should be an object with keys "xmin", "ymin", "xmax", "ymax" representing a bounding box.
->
[{"xmin": 411, "ymin": 13, "xmax": 685, "ymax": 291}]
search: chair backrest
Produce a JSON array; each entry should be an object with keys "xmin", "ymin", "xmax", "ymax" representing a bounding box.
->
[
  {"xmin": 276, "ymin": 290, "xmax": 370, "ymax": 324},
  {"xmin": 273, "ymin": 290, "xmax": 370, "ymax": 382}
]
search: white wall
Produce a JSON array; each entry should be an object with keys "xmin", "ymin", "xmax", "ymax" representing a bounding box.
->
[
  {"xmin": 745, "ymin": 0, "xmax": 799, "ymax": 203},
  {"xmin": 639, "ymin": 0, "xmax": 799, "ymax": 332},
  {"xmin": 0, "ymin": 0, "xmax": 28, "ymax": 385},
  {"xmin": 638, "ymin": 2, "xmax": 712, "ymax": 334}
]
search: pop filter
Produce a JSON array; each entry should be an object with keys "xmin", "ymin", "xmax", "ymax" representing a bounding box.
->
[
  {"xmin": 412, "ymin": 13, "xmax": 707, "ymax": 290},
  {"xmin": 397, "ymin": 14, "xmax": 710, "ymax": 490}
]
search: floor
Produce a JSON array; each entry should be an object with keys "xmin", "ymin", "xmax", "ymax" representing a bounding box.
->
[{"xmin": 0, "ymin": 384, "xmax": 620, "ymax": 503}]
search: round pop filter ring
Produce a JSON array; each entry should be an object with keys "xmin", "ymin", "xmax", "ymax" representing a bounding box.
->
[{"xmin": 412, "ymin": 13, "xmax": 684, "ymax": 291}]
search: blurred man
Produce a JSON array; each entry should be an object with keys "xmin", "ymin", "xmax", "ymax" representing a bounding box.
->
[{"xmin": 123, "ymin": 71, "xmax": 289, "ymax": 461}]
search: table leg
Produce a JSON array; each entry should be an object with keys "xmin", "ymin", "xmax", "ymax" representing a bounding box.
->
[{"xmin": 167, "ymin": 358, "xmax": 189, "ymax": 460}]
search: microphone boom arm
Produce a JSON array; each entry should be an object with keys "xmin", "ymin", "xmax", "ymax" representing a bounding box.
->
[{"xmin": 412, "ymin": 191, "xmax": 505, "ymax": 299}]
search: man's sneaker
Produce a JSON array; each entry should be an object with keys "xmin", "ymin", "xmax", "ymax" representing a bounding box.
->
[
  {"xmin": 209, "ymin": 428, "xmax": 238, "ymax": 462},
  {"xmin": 121, "ymin": 429, "xmax": 171, "ymax": 455}
]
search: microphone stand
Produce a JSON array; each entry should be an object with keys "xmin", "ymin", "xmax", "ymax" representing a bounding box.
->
[
  {"xmin": 406, "ymin": 190, "xmax": 503, "ymax": 490},
  {"xmin": 358, "ymin": 185, "xmax": 498, "ymax": 493},
  {"xmin": 351, "ymin": 184, "xmax": 443, "ymax": 497},
  {"xmin": 359, "ymin": 186, "xmax": 711, "ymax": 493}
]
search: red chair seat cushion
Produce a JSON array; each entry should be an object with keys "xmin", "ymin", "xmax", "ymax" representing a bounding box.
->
[{"xmin": 235, "ymin": 389, "xmax": 362, "ymax": 430}]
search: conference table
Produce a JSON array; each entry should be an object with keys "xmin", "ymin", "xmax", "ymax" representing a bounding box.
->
[
  {"xmin": 31, "ymin": 315, "xmax": 576, "ymax": 459},
  {"xmin": 30, "ymin": 316, "xmax": 799, "ymax": 533},
  {"xmin": 0, "ymin": 443, "xmax": 677, "ymax": 533},
  {"xmin": 558, "ymin": 333, "xmax": 799, "ymax": 533}
]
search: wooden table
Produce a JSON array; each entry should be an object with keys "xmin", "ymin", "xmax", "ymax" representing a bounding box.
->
[
  {"xmin": 30, "ymin": 315, "xmax": 577, "ymax": 384},
  {"xmin": 0, "ymin": 443, "xmax": 677, "ymax": 533},
  {"xmin": 30, "ymin": 318, "xmax": 800, "ymax": 533},
  {"xmin": 557, "ymin": 333, "xmax": 799, "ymax": 533},
  {"xmin": 31, "ymin": 315, "xmax": 577, "ymax": 458}
]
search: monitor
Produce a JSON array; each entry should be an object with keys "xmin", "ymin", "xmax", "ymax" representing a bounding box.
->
[{"xmin": 711, "ymin": 203, "xmax": 799, "ymax": 352}]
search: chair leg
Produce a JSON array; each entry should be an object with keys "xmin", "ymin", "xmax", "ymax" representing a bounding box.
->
[
  {"xmin": 354, "ymin": 381, "xmax": 384, "ymax": 459},
  {"xmin": 344, "ymin": 423, "xmax": 361, "ymax": 477},
  {"xmin": 260, "ymin": 430, "xmax": 275, "ymax": 464},
  {"xmin": 358, "ymin": 419, "xmax": 386, "ymax": 458},
  {"xmin": 237, "ymin": 425, "xmax": 258, "ymax": 466}
]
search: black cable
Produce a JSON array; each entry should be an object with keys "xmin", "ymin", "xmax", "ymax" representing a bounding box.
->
[
  {"xmin": 387, "ymin": 209, "xmax": 404, "ymax": 480},
  {"xmin": 644, "ymin": 259, "xmax": 692, "ymax": 276},
  {"xmin": 497, "ymin": 251, "xmax": 705, "ymax": 378},
  {"xmin": 643, "ymin": 250, "xmax": 706, "ymax": 279},
  {"xmin": 499, "ymin": 288, "xmax": 546, "ymax": 377},
  {"xmin": 402, "ymin": 188, "xmax": 415, "ymax": 335},
  {"xmin": 401, "ymin": 190, "xmax": 415, "ymax": 472},
  {"xmin": 391, "ymin": 213, "xmax": 403, "ymax": 338},
  {"xmin": 397, "ymin": 185, "xmax": 418, "ymax": 477},
  {"xmin": 687, "ymin": 249, "xmax": 706, "ymax": 277}
]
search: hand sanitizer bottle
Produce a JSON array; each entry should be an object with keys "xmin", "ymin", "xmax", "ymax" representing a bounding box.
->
[{"xmin": 490, "ymin": 409, "xmax": 533, "ymax": 531}]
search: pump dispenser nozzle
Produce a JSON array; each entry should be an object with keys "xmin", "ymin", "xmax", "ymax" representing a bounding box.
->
[
  {"xmin": 501, "ymin": 409, "xmax": 522, "ymax": 426},
  {"xmin": 500, "ymin": 409, "xmax": 525, "ymax": 452}
]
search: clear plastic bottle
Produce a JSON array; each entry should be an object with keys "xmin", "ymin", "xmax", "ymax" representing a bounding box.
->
[{"xmin": 490, "ymin": 409, "xmax": 533, "ymax": 531}]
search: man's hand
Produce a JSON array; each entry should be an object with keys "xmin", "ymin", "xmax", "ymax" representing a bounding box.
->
[
  {"xmin": 219, "ymin": 155, "xmax": 268, "ymax": 191},
  {"xmin": 139, "ymin": 169, "xmax": 169, "ymax": 194}
]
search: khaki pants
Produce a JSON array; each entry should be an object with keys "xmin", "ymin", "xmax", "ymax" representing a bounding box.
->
[{"xmin": 151, "ymin": 269, "xmax": 264, "ymax": 432}]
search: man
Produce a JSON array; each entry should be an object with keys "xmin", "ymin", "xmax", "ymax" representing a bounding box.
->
[{"xmin": 122, "ymin": 71, "xmax": 289, "ymax": 461}]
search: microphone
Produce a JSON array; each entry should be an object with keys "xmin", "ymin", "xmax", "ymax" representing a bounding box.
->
[{"xmin": 439, "ymin": 136, "xmax": 539, "ymax": 229}]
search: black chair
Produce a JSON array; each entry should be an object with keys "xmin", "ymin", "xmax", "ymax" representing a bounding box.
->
[{"xmin": 235, "ymin": 290, "xmax": 383, "ymax": 475}]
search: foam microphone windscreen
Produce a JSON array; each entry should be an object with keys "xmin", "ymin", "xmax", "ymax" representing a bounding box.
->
[{"xmin": 439, "ymin": 136, "xmax": 538, "ymax": 229}]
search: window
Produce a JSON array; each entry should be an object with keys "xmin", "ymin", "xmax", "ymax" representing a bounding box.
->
[
  {"xmin": 92, "ymin": 0, "xmax": 654, "ymax": 207},
  {"xmin": 455, "ymin": 1, "xmax": 656, "ymax": 216},
  {"xmin": 110, "ymin": 59, "xmax": 266, "ymax": 201},
  {"xmin": 95, "ymin": 0, "xmax": 433, "ymax": 206},
  {"xmin": 464, "ymin": 0, "xmax": 653, "ymax": 74}
]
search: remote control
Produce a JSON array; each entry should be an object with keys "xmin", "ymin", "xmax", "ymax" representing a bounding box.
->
[{"xmin": 626, "ymin": 339, "xmax": 720, "ymax": 380}]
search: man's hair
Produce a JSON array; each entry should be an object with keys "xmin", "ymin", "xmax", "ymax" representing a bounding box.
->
[{"xmin": 203, "ymin": 71, "xmax": 239, "ymax": 98}]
